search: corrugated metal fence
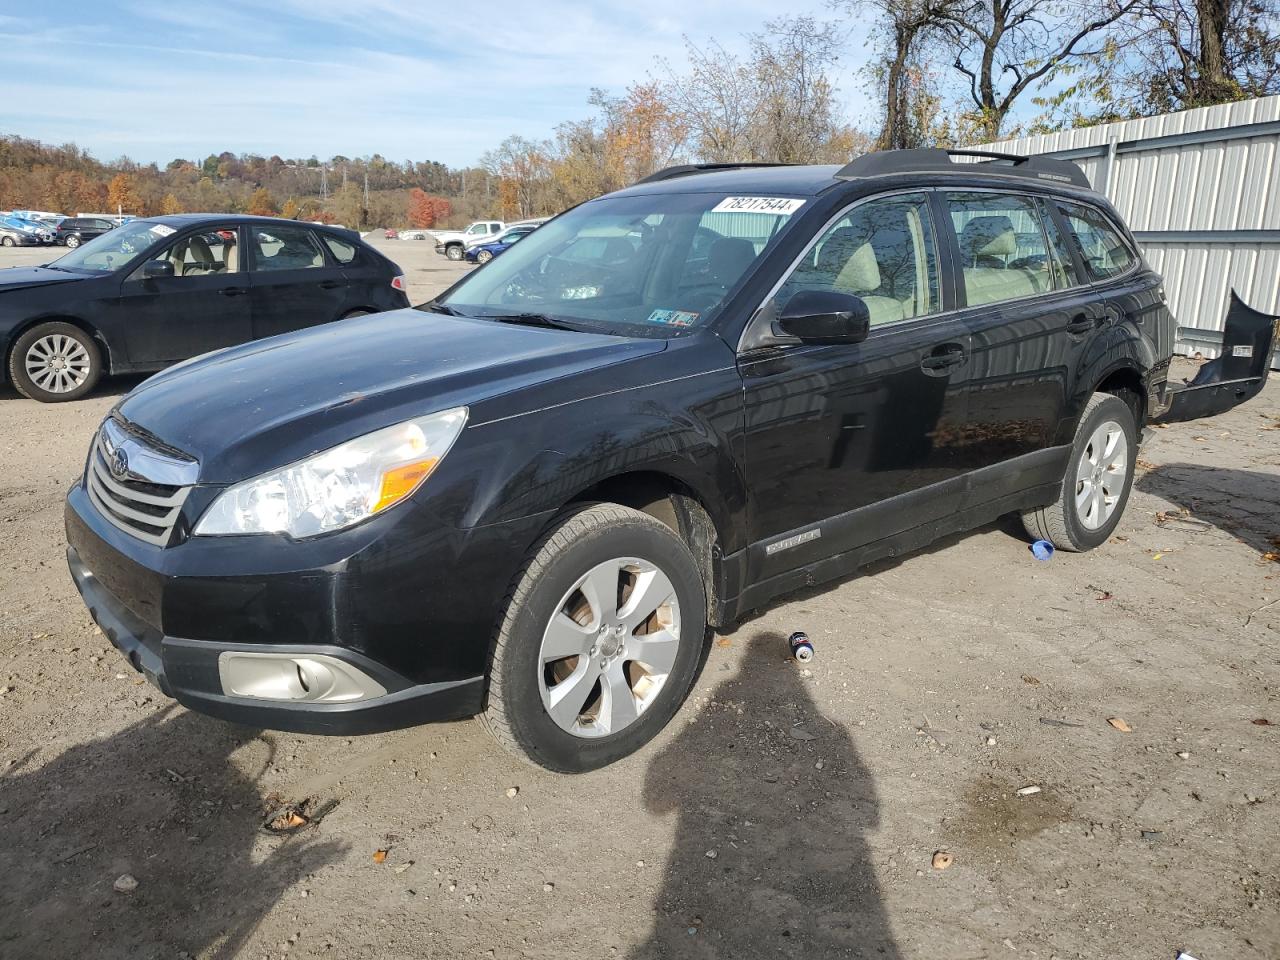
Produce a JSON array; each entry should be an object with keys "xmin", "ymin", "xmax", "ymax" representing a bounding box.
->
[{"xmin": 974, "ymin": 96, "xmax": 1280, "ymax": 364}]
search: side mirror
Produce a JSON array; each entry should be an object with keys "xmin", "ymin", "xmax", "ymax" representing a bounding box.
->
[
  {"xmin": 776, "ymin": 289, "xmax": 871, "ymax": 344},
  {"xmin": 143, "ymin": 260, "xmax": 174, "ymax": 280}
]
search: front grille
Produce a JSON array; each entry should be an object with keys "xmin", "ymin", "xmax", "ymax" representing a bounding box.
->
[{"xmin": 85, "ymin": 431, "xmax": 193, "ymax": 547}]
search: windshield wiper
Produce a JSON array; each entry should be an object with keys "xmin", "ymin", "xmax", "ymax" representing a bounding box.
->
[
  {"xmin": 418, "ymin": 300, "xmax": 464, "ymax": 316},
  {"xmin": 486, "ymin": 312, "xmax": 576, "ymax": 331}
]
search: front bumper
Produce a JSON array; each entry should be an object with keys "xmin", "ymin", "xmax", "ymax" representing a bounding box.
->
[
  {"xmin": 68, "ymin": 543, "xmax": 483, "ymax": 734},
  {"xmin": 63, "ymin": 480, "xmax": 547, "ymax": 735}
]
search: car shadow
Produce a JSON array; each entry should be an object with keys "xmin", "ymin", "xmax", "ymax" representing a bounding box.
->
[
  {"xmin": 0, "ymin": 706, "xmax": 344, "ymax": 959},
  {"xmin": 631, "ymin": 631, "xmax": 900, "ymax": 958},
  {"xmin": 1137, "ymin": 462, "xmax": 1280, "ymax": 557}
]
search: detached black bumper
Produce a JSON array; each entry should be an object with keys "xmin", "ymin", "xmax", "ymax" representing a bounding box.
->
[{"xmin": 68, "ymin": 544, "xmax": 483, "ymax": 734}]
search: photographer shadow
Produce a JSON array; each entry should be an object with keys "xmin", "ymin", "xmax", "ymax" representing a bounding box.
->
[
  {"xmin": 632, "ymin": 631, "xmax": 900, "ymax": 959},
  {"xmin": 0, "ymin": 705, "xmax": 344, "ymax": 959}
]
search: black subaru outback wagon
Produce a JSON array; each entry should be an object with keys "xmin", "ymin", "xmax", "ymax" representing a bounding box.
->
[{"xmin": 65, "ymin": 149, "xmax": 1277, "ymax": 772}]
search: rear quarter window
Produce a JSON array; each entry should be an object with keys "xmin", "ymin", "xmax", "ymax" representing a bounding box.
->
[
  {"xmin": 321, "ymin": 235, "xmax": 360, "ymax": 264},
  {"xmin": 1055, "ymin": 202, "xmax": 1136, "ymax": 281}
]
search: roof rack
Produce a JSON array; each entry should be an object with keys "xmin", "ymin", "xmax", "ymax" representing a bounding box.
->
[
  {"xmin": 634, "ymin": 162, "xmax": 795, "ymax": 185},
  {"xmin": 836, "ymin": 148, "xmax": 1091, "ymax": 189}
]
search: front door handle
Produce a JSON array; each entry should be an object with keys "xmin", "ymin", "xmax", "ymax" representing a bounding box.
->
[
  {"xmin": 219, "ymin": 286, "xmax": 248, "ymax": 297},
  {"xmin": 1066, "ymin": 314, "xmax": 1099, "ymax": 335},
  {"xmin": 319, "ymin": 280, "xmax": 344, "ymax": 289},
  {"xmin": 921, "ymin": 342, "xmax": 966, "ymax": 374}
]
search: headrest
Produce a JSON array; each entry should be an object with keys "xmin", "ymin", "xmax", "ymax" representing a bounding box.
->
[
  {"xmin": 960, "ymin": 215, "xmax": 1016, "ymax": 259},
  {"xmin": 834, "ymin": 242, "xmax": 881, "ymax": 292},
  {"xmin": 708, "ymin": 237, "xmax": 755, "ymax": 279}
]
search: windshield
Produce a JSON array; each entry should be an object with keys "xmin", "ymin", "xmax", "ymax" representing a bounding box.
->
[
  {"xmin": 51, "ymin": 220, "xmax": 172, "ymax": 273},
  {"xmin": 436, "ymin": 192, "xmax": 805, "ymax": 337}
]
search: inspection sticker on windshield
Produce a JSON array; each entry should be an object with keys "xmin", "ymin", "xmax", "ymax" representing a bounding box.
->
[
  {"xmin": 711, "ymin": 196, "xmax": 805, "ymax": 215},
  {"xmin": 149, "ymin": 224, "xmax": 176, "ymax": 237},
  {"xmin": 647, "ymin": 309, "xmax": 699, "ymax": 327}
]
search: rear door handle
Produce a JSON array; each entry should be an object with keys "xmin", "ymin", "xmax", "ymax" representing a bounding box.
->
[
  {"xmin": 219, "ymin": 287, "xmax": 248, "ymax": 297},
  {"xmin": 921, "ymin": 343, "xmax": 966, "ymax": 374},
  {"xmin": 1066, "ymin": 314, "xmax": 1099, "ymax": 335}
]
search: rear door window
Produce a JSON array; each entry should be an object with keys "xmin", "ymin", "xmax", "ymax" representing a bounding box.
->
[
  {"xmin": 1055, "ymin": 202, "xmax": 1135, "ymax": 280},
  {"xmin": 946, "ymin": 192, "xmax": 1053, "ymax": 307},
  {"xmin": 251, "ymin": 225, "xmax": 327, "ymax": 272}
]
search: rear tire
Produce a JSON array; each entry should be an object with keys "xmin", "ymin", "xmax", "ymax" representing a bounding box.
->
[
  {"xmin": 1, "ymin": 237, "xmax": 13, "ymax": 247},
  {"xmin": 481, "ymin": 504, "xmax": 708, "ymax": 773},
  {"xmin": 476, "ymin": 250, "xmax": 493, "ymax": 264},
  {"xmin": 1020, "ymin": 392, "xmax": 1137, "ymax": 552},
  {"xmin": 8, "ymin": 322, "xmax": 102, "ymax": 403}
]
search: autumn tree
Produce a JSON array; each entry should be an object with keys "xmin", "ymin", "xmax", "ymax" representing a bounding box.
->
[
  {"xmin": 247, "ymin": 187, "xmax": 277, "ymax": 216},
  {"xmin": 407, "ymin": 187, "xmax": 438, "ymax": 227},
  {"xmin": 482, "ymin": 136, "xmax": 553, "ymax": 219},
  {"xmin": 280, "ymin": 197, "xmax": 301, "ymax": 220},
  {"xmin": 161, "ymin": 193, "xmax": 183, "ymax": 214},
  {"xmin": 106, "ymin": 173, "xmax": 142, "ymax": 214}
]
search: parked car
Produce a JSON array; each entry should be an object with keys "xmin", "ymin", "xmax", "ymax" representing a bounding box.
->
[
  {"xmin": 55, "ymin": 217, "xmax": 117, "ymax": 248},
  {"xmin": 63, "ymin": 150, "xmax": 1276, "ymax": 773},
  {"xmin": 433, "ymin": 220, "xmax": 505, "ymax": 260},
  {"xmin": 384, "ymin": 228, "xmax": 399, "ymax": 239},
  {"xmin": 0, "ymin": 218, "xmax": 49, "ymax": 247},
  {"xmin": 463, "ymin": 224, "xmax": 537, "ymax": 263},
  {"xmin": 1, "ymin": 213, "xmax": 409, "ymax": 402}
]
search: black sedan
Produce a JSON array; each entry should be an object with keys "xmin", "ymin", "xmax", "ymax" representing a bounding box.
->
[{"xmin": 0, "ymin": 214, "xmax": 409, "ymax": 402}]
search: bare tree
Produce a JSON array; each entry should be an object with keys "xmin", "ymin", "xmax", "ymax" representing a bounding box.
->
[
  {"xmin": 939, "ymin": 0, "xmax": 1140, "ymax": 140},
  {"xmin": 749, "ymin": 16, "xmax": 853, "ymax": 161},
  {"xmin": 661, "ymin": 39, "xmax": 760, "ymax": 162},
  {"xmin": 837, "ymin": 0, "xmax": 964, "ymax": 148}
]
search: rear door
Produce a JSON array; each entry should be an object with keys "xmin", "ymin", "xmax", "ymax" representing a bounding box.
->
[
  {"xmin": 938, "ymin": 190, "xmax": 1092, "ymax": 507},
  {"xmin": 115, "ymin": 224, "xmax": 252, "ymax": 364},
  {"xmin": 246, "ymin": 224, "xmax": 350, "ymax": 339}
]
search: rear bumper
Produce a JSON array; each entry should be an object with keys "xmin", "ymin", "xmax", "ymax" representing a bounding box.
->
[{"xmin": 68, "ymin": 542, "xmax": 484, "ymax": 734}]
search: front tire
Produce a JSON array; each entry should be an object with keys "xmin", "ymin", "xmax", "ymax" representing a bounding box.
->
[
  {"xmin": 8, "ymin": 322, "xmax": 102, "ymax": 402},
  {"xmin": 481, "ymin": 504, "xmax": 708, "ymax": 773},
  {"xmin": 445, "ymin": 244, "xmax": 464, "ymax": 261},
  {"xmin": 1021, "ymin": 392, "xmax": 1137, "ymax": 552}
]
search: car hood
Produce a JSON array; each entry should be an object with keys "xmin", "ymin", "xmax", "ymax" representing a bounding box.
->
[
  {"xmin": 0, "ymin": 267, "xmax": 85, "ymax": 292},
  {"xmin": 115, "ymin": 309, "xmax": 666, "ymax": 483}
]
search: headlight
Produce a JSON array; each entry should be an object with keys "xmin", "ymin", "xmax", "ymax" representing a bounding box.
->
[{"xmin": 193, "ymin": 407, "xmax": 467, "ymax": 538}]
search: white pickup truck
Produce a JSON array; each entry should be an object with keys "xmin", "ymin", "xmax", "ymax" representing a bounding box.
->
[{"xmin": 433, "ymin": 221, "xmax": 505, "ymax": 260}]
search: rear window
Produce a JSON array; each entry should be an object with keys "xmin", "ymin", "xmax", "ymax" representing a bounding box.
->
[{"xmin": 322, "ymin": 235, "xmax": 359, "ymax": 264}]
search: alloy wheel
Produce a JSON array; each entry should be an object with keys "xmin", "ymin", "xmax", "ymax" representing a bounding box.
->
[
  {"xmin": 25, "ymin": 334, "xmax": 92, "ymax": 395},
  {"xmin": 1074, "ymin": 419, "xmax": 1128, "ymax": 530},
  {"xmin": 538, "ymin": 556, "xmax": 681, "ymax": 738}
]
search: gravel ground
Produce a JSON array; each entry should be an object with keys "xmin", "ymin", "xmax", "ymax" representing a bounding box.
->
[{"xmin": 1, "ymin": 239, "xmax": 1277, "ymax": 960}]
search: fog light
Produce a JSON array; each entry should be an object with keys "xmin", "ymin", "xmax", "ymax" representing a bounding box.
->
[{"xmin": 217, "ymin": 652, "xmax": 387, "ymax": 703}]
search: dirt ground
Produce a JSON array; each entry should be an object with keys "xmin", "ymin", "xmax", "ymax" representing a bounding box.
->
[{"xmin": 1, "ymin": 238, "xmax": 1278, "ymax": 960}]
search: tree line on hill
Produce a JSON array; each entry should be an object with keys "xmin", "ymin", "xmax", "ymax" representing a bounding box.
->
[{"xmin": 1, "ymin": 2, "xmax": 1275, "ymax": 228}]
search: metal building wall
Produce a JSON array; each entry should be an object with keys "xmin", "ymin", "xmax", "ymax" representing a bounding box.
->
[{"xmin": 974, "ymin": 96, "xmax": 1280, "ymax": 363}]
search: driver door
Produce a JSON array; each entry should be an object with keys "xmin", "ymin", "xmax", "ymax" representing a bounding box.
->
[
  {"xmin": 115, "ymin": 225, "xmax": 252, "ymax": 365},
  {"xmin": 738, "ymin": 192, "xmax": 973, "ymax": 581}
]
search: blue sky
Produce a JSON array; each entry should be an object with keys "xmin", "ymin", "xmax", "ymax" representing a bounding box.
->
[{"xmin": 0, "ymin": 1, "xmax": 877, "ymax": 168}]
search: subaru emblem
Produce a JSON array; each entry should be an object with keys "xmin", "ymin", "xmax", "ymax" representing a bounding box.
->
[{"xmin": 110, "ymin": 448, "xmax": 129, "ymax": 482}]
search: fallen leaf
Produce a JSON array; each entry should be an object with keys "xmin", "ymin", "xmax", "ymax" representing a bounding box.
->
[
  {"xmin": 1107, "ymin": 717, "xmax": 1132, "ymax": 733},
  {"xmin": 1096, "ymin": 590, "xmax": 1114, "ymax": 601},
  {"xmin": 1192, "ymin": 436, "xmax": 1207, "ymax": 442},
  {"xmin": 1252, "ymin": 718, "xmax": 1271, "ymax": 726},
  {"xmin": 1021, "ymin": 674, "xmax": 1041, "ymax": 685},
  {"xmin": 373, "ymin": 849, "xmax": 388, "ymax": 864},
  {"xmin": 931, "ymin": 851, "xmax": 954, "ymax": 870},
  {"xmin": 1152, "ymin": 553, "xmax": 1163, "ymax": 560},
  {"xmin": 1262, "ymin": 552, "xmax": 1280, "ymax": 564},
  {"xmin": 715, "ymin": 637, "xmax": 732, "ymax": 648}
]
